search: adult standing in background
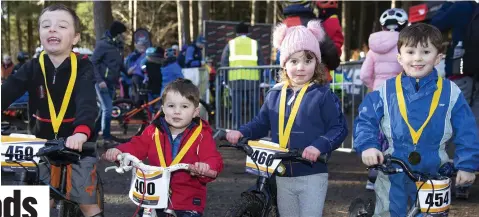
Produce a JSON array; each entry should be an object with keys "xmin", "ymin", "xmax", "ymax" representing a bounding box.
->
[
  {"xmin": 91, "ymin": 21, "xmax": 127, "ymax": 147},
  {"xmin": 221, "ymin": 22, "xmax": 265, "ymax": 129}
]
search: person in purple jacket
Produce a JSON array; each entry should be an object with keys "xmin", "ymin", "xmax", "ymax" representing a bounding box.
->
[{"xmin": 226, "ymin": 21, "xmax": 348, "ymax": 217}]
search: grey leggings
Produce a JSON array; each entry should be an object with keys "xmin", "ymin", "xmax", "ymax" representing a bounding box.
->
[{"xmin": 276, "ymin": 173, "xmax": 329, "ymax": 217}]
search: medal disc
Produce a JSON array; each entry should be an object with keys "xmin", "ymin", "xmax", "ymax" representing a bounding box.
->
[{"xmin": 408, "ymin": 151, "xmax": 421, "ymax": 165}]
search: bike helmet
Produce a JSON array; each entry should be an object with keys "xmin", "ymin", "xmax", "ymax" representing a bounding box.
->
[
  {"xmin": 380, "ymin": 8, "xmax": 409, "ymax": 32},
  {"xmin": 17, "ymin": 51, "xmax": 28, "ymax": 61},
  {"xmin": 145, "ymin": 47, "xmax": 164, "ymax": 58},
  {"xmin": 282, "ymin": 0, "xmax": 315, "ymax": 11},
  {"xmin": 316, "ymin": 1, "xmax": 338, "ymax": 9},
  {"xmin": 164, "ymin": 48, "xmax": 177, "ymax": 59}
]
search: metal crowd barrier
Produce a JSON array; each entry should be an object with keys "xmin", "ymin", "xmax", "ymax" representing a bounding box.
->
[{"xmin": 215, "ymin": 61, "xmax": 366, "ymax": 152}]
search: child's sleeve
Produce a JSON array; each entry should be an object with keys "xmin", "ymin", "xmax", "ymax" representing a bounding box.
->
[
  {"xmin": 360, "ymin": 51, "xmax": 375, "ymax": 90},
  {"xmin": 1, "ymin": 61, "xmax": 31, "ymax": 112},
  {"xmin": 312, "ymin": 90, "xmax": 348, "ymax": 153},
  {"xmin": 239, "ymin": 93, "xmax": 271, "ymax": 139},
  {"xmin": 72, "ymin": 59, "xmax": 99, "ymax": 139},
  {"xmin": 117, "ymin": 125, "xmax": 156, "ymax": 161},
  {"xmin": 353, "ymin": 91, "xmax": 385, "ymax": 154},
  {"xmin": 450, "ymin": 91, "xmax": 479, "ymax": 172},
  {"xmin": 197, "ymin": 128, "xmax": 224, "ymax": 184}
]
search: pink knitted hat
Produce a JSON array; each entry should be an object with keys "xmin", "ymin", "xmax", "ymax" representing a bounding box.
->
[{"xmin": 273, "ymin": 20, "xmax": 326, "ymax": 67}]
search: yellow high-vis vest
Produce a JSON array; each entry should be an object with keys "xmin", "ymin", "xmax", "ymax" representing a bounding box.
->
[{"xmin": 228, "ymin": 36, "xmax": 260, "ymax": 81}]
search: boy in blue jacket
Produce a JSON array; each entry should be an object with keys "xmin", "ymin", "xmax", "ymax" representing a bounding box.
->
[{"xmin": 354, "ymin": 23, "xmax": 479, "ymax": 216}]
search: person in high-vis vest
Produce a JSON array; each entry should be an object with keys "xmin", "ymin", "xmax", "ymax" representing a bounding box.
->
[{"xmin": 221, "ymin": 22, "xmax": 265, "ymax": 129}]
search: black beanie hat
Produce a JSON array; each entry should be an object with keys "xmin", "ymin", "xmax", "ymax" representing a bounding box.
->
[
  {"xmin": 110, "ymin": 21, "xmax": 127, "ymax": 37},
  {"xmin": 236, "ymin": 22, "xmax": 249, "ymax": 34}
]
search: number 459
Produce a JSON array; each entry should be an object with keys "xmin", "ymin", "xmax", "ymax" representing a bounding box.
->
[{"xmin": 5, "ymin": 145, "xmax": 34, "ymax": 161}]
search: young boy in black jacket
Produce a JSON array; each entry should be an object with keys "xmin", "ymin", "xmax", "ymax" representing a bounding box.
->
[{"xmin": 1, "ymin": 4, "xmax": 102, "ymax": 217}]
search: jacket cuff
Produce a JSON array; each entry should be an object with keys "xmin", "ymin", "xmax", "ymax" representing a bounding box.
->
[
  {"xmin": 73, "ymin": 125, "xmax": 91, "ymax": 139},
  {"xmin": 313, "ymin": 136, "xmax": 332, "ymax": 154}
]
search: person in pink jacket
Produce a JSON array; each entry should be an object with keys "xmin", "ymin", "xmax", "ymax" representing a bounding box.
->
[{"xmin": 360, "ymin": 8, "xmax": 409, "ymax": 91}]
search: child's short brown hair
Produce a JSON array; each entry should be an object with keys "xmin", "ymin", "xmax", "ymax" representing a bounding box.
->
[
  {"xmin": 280, "ymin": 50, "xmax": 328, "ymax": 85},
  {"xmin": 397, "ymin": 23, "xmax": 444, "ymax": 53},
  {"xmin": 39, "ymin": 4, "xmax": 81, "ymax": 34},
  {"xmin": 161, "ymin": 78, "xmax": 200, "ymax": 107}
]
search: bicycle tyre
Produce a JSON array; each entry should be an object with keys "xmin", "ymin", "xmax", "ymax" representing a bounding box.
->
[
  {"xmin": 348, "ymin": 190, "xmax": 375, "ymax": 217},
  {"xmin": 224, "ymin": 192, "xmax": 264, "ymax": 217},
  {"xmin": 59, "ymin": 171, "xmax": 105, "ymax": 217},
  {"xmin": 110, "ymin": 98, "xmax": 147, "ymax": 143}
]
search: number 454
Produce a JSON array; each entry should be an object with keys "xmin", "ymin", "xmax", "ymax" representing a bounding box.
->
[{"xmin": 425, "ymin": 191, "xmax": 450, "ymax": 207}]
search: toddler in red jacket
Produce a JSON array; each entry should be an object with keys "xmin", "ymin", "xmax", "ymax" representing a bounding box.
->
[{"xmin": 104, "ymin": 78, "xmax": 223, "ymax": 217}]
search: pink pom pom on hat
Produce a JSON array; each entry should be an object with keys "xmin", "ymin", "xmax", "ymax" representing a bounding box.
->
[{"xmin": 273, "ymin": 20, "xmax": 326, "ymax": 67}]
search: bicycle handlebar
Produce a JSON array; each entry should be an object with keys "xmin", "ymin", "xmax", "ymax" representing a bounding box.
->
[
  {"xmin": 105, "ymin": 153, "xmax": 218, "ymax": 178},
  {"xmin": 368, "ymin": 154, "xmax": 453, "ymax": 182},
  {"xmin": 214, "ymin": 129, "xmax": 328, "ymax": 164}
]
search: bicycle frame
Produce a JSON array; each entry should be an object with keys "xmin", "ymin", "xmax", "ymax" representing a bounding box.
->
[{"xmin": 122, "ymin": 95, "xmax": 162, "ymax": 124}]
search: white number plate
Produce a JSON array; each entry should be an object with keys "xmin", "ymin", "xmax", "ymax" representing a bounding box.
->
[
  {"xmin": 416, "ymin": 178, "xmax": 451, "ymax": 215},
  {"xmin": 129, "ymin": 168, "xmax": 171, "ymax": 209},
  {"xmin": 1, "ymin": 135, "xmax": 46, "ymax": 172},
  {"xmin": 245, "ymin": 140, "xmax": 288, "ymax": 177}
]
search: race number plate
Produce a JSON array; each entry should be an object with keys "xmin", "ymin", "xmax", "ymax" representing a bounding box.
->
[
  {"xmin": 1, "ymin": 135, "xmax": 46, "ymax": 172},
  {"xmin": 416, "ymin": 178, "xmax": 451, "ymax": 215},
  {"xmin": 245, "ymin": 140, "xmax": 288, "ymax": 178},
  {"xmin": 129, "ymin": 168, "xmax": 171, "ymax": 209}
]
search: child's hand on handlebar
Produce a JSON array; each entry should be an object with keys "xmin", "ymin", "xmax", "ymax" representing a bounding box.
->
[
  {"xmin": 226, "ymin": 130, "xmax": 243, "ymax": 144},
  {"xmin": 191, "ymin": 162, "xmax": 210, "ymax": 176},
  {"xmin": 456, "ymin": 170, "xmax": 476, "ymax": 186},
  {"xmin": 361, "ymin": 148, "xmax": 384, "ymax": 166},
  {"xmin": 66, "ymin": 133, "xmax": 88, "ymax": 152},
  {"xmin": 302, "ymin": 146, "xmax": 321, "ymax": 162},
  {"xmin": 103, "ymin": 148, "xmax": 123, "ymax": 162}
]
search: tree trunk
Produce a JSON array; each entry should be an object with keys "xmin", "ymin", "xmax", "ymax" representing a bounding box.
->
[
  {"xmin": 402, "ymin": 1, "xmax": 412, "ymax": 12},
  {"xmin": 177, "ymin": 0, "xmax": 190, "ymax": 47},
  {"xmin": 198, "ymin": 1, "xmax": 209, "ymax": 37},
  {"xmin": 273, "ymin": 0, "xmax": 277, "ymax": 25},
  {"xmin": 27, "ymin": 17, "xmax": 33, "ymax": 57},
  {"xmin": 133, "ymin": 0, "xmax": 137, "ymax": 31},
  {"xmin": 190, "ymin": 0, "xmax": 198, "ymax": 39},
  {"xmin": 129, "ymin": 0, "xmax": 134, "ymax": 50},
  {"xmin": 7, "ymin": 1, "xmax": 11, "ymax": 55},
  {"xmin": 93, "ymin": 1, "xmax": 113, "ymax": 42},
  {"xmin": 251, "ymin": 0, "xmax": 258, "ymax": 25},
  {"xmin": 391, "ymin": 0, "xmax": 396, "ymax": 8},
  {"xmin": 341, "ymin": 1, "xmax": 351, "ymax": 61},
  {"xmin": 358, "ymin": 1, "xmax": 366, "ymax": 49},
  {"xmin": 16, "ymin": 12, "xmax": 23, "ymax": 52},
  {"xmin": 372, "ymin": 1, "xmax": 379, "ymax": 33},
  {"xmin": 265, "ymin": 0, "xmax": 272, "ymax": 23}
]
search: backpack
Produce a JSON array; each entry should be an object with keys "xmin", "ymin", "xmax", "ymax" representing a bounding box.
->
[{"xmin": 463, "ymin": 2, "xmax": 479, "ymax": 78}]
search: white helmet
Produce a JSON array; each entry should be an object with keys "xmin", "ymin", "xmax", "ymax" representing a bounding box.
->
[{"xmin": 380, "ymin": 8, "xmax": 408, "ymax": 31}]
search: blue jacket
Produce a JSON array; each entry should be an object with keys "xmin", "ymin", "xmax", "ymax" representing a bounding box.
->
[
  {"xmin": 354, "ymin": 70, "xmax": 479, "ymax": 174},
  {"xmin": 239, "ymin": 83, "xmax": 348, "ymax": 177},
  {"xmin": 161, "ymin": 61, "xmax": 184, "ymax": 94},
  {"xmin": 185, "ymin": 45, "xmax": 202, "ymax": 68}
]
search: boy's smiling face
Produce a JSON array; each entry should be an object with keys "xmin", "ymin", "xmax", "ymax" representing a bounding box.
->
[
  {"xmin": 397, "ymin": 38, "xmax": 443, "ymax": 78},
  {"xmin": 39, "ymin": 10, "xmax": 80, "ymax": 56}
]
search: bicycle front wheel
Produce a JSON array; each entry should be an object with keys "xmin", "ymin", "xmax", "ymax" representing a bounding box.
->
[
  {"xmin": 224, "ymin": 192, "xmax": 264, "ymax": 217},
  {"xmin": 110, "ymin": 99, "xmax": 147, "ymax": 143}
]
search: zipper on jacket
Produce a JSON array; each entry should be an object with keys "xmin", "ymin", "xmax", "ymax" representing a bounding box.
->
[
  {"xmin": 53, "ymin": 68, "xmax": 57, "ymax": 84},
  {"xmin": 415, "ymin": 78, "xmax": 419, "ymax": 92}
]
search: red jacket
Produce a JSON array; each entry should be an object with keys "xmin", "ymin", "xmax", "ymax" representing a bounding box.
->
[
  {"xmin": 322, "ymin": 15, "xmax": 344, "ymax": 57},
  {"xmin": 117, "ymin": 118, "xmax": 223, "ymax": 213}
]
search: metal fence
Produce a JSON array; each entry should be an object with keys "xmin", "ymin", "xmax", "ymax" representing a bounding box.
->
[{"xmin": 215, "ymin": 61, "xmax": 366, "ymax": 152}]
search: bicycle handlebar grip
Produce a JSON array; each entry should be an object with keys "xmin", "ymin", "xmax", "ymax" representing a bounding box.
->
[
  {"xmin": 317, "ymin": 154, "xmax": 328, "ymax": 164},
  {"xmin": 188, "ymin": 164, "xmax": 218, "ymax": 178},
  {"xmin": 82, "ymin": 142, "xmax": 96, "ymax": 152}
]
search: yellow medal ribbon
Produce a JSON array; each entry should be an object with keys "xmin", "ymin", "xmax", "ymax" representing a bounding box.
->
[
  {"xmin": 278, "ymin": 81, "xmax": 310, "ymax": 148},
  {"xmin": 154, "ymin": 121, "xmax": 203, "ymax": 167},
  {"xmin": 39, "ymin": 51, "xmax": 77, "ymax": 137},
  {"xmin": 395, "ymin": 74, "xmax": 442, "ymax": 144}
]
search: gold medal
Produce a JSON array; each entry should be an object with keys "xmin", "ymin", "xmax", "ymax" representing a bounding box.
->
[{"xmin": 408, "ymin": 151, "xmax": 421, "ymax": 165}]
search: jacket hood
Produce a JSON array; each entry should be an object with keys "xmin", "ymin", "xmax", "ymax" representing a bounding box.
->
[{"xmin": 368, "ymin": 31, "xmax": 399, "ymax": 54}]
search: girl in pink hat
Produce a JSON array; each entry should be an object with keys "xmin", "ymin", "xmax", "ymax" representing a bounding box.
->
[{"xmin": 226, "ymin": 20, "xmax": 348, "ymax": 217}]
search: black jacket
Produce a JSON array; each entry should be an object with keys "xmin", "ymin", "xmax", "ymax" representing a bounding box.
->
[
  {"xmin": 91, "ymin": 34, "xmax": 125, "ymax": 85},
  {"xmin": 1, "ymin": 54, "xmax": 98, "ymax": 141}
]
